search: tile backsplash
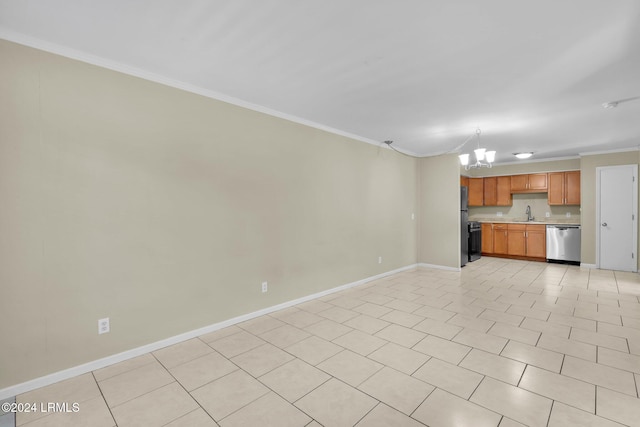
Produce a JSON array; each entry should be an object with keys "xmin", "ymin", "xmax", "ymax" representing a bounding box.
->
[{"xmin": 469, "ymin": 193, "xmax": 581, "ymax": 222}]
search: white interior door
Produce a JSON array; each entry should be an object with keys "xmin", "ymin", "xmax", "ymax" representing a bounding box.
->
[{"xmin": 597, "ymin": 164, "xmax": 637, "ymax": 272}]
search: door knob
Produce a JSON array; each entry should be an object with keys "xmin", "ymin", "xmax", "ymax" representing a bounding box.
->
[{"xmin": 602, "ymin": 222, "xmax": 608, "ymax": 226}]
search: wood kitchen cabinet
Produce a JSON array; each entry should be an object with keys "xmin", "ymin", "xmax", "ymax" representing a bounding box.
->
[
  {"xmin": 481, "ymin": 223, "xmax": 494, "ymax": 254},
  {"xmin": 468, "ymin": 178, "xmax": 484, "ymax": 206},
  {"xmin": 493, "ymin": 224, "xmax": 508, "ymax": 254},
  {"xmin": 483, "ymin": 222, "xmax": 546, "ymax": 260},
  {"xmin": 460, "ymin": 176, "xmax": 469, "ymax": 187},
  {"xmin": 510, "ymin": 173, "xmax": 548, "ymax": 192},
  {"xmin": 565, "ymin": 172, "xmax": 580, "ymax": 204},
  {"xmin": 507, "ymin": 224, "xmax": 545, "ymax": 258},
  {"xmin": 496, "ymin": 176, "xmax": 512, "ymax": 205},
  {"xmin": 548, "ymin": 171, "xmax": 580, "ymax": 205},
  {"xmin": 526, "ymin": 225, "xmax": 546, "ymax": 258},
  {"xmin": 507, "ymin": 224, "xmax": 526, "ymax": 256},
  {"xmin": 483, "ymin": 177, "xmax": 497, "ymax": 206},
  {"xmin": 510, "ymin": 175, "xmax": 527, "ymax": 192},
  {"xmin": 529, "ymin": 174, "xmax": 548, "ymax": 190},
  {"xmin": 482, "ymin": 176, "xmax": 512, "ymax": 206}
]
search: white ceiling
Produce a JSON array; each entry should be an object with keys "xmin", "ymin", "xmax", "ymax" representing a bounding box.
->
[{"xmin": 2, "ymin": 0, "xmax": 640, "ymax": 163}]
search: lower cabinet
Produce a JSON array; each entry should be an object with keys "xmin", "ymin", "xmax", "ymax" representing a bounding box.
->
[
  {"xmin": 526, "ymin": 225, "xmax": 546, "ymax": 258},
  {"xmin": 481, "ymin": 222, "xmax": 546, "ymax": 260},
  {"xmin": 507, "ymin": 224, "xmax": 526, "ymax": 256},
  {"xmin": 481, "ymin": 223, "xmax": 494, "ymax": 254},
  {"xmin": 493, "ymin": 224, "xmax": 508, "ymax": 255}
]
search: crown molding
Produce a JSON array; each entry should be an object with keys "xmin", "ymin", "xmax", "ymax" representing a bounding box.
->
[
  {"xmin": 579, "ymin": 146, "xmax": 640, "ymax": 156},
  {"xmin": 0, "ymin": 29, "xmax": 422, "ymax": 157},
  {"xmin": 492, "ymin": 155, "xmax": 581, "ymax": 167},
  {"xmin": 465, "ymin": 146, "xmax": 640, "ymax": 168}
]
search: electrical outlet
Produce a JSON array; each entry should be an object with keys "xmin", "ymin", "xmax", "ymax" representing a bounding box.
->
[
  {"xmin": 378, "ymin": 256, "xmax": 382, "ymax": 264},
  {"xmin": 98, "ymin": 318, "xmax": 110, "ymax": 335},
  {"xmin": 566, "ymin": 212, "xmax": 571, "ymax": 218},
  {"xmin": 497, "ymin": 212, "xmax": 503, "ymax": 217},
  {"xmin": 261, "ymin": 281, "xmax": 268, "ymax": 293},
  {"xmin": 411, "ymin": 213, "xmax": 415, "ymax": 220},
  {"xmin": 545, "ymin": 212, "xmax": 550, "ymax": 218}
]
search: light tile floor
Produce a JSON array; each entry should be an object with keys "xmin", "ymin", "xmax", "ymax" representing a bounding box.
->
[{"xmin": 8, "ymin": 258, "xmax": 640, "ymax": 426}]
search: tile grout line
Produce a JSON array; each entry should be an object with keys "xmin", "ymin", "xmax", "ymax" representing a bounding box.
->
[
  {"xmin": 12, "ymin": 259, "xmax": 640, "ymax": 426},
  {"xmin": 351, "ymin": 402, "xmax": 380, "ymax": 427},
  {"xmin": 515, "ymin": 358, "xmax": 527, "ymax": 388},
  {"xmin": 199, "ymin": 329, "xmax": 319, "ymax": 424},
  {"xmin": 235, "ymin": 324, "xmax": 361, "ymax": 424},
  {"xmin": 147, "ymin": 351, "xmax": 221, "ymax": 426},
  {"xmin": 90, "ymin": 372, "xmax": 118, "ymax": 427},
  {"xmin": 407, "ymin": 385, "xmax": 435, "ymax": 423},
  {"xmin": 299, "ymin": 376, "xmax": 380, "ymax": 425},
  {"xmin": 545, "ymin": 400, "xmax": 555, "ymax": 427},
  {"xmin": 465, "ymin": 374, "xmax": 487, "ymax": 403},
  {"xmin": 158, "ymin": 408, "xmax": 201, "ymax": 427}
]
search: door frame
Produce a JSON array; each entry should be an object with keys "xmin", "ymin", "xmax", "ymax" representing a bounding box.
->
[{"xmin": 595, "ymin": 164, "xmax": 638, "ymax": 271}]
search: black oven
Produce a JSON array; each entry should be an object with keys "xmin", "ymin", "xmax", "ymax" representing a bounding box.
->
[{"xmin": 468, "ymin": 221, "xmax": 482, "ymax": 262}]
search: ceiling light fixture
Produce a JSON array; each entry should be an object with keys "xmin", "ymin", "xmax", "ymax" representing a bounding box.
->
[
  {"xmin": 458, "ymin": 128, "xmax": 496, "ymax": 170},
  {"xmin": 514, "ymin": 152, "xmax": 533, "ymax": 159}
]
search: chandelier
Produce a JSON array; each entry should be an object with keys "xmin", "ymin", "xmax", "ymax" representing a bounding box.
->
[{"xmin": 458, "ymin": 128, "xmax": 496, "ymax": 170}]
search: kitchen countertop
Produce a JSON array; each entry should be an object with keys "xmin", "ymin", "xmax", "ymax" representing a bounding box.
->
[{"xmin": 470, "ymin": 218, "xmax": 580, "ymax": 226}]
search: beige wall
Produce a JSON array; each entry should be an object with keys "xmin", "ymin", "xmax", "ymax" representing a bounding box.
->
[
  {"xmin": 418, "ymin": 154, "xmax": 460, "ymax": 268},
  {"xmin": 580, "ymin": 151, "xmax": 640, "ymax": 266},
  {"xmin": 0, "ymin": 40, "xmax": 418, "ymax": 389}
]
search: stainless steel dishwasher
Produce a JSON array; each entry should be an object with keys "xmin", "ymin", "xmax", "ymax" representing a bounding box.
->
[{"xmin": 546, "ymin": 225, "xmax": 581, "ymax": 263}]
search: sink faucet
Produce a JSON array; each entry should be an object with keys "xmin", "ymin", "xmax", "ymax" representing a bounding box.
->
[{"xmin": 526, "ymin": 205, "xmax": 534, "ymax": 221}]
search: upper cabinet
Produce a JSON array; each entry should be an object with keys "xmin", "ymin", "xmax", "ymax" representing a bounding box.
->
[
  {"xmin": 510, "ymin": 173, "xmax": 548, "ymax": 193},
  {"xmin": 468, "ymin": 178, "xmax": 484, "ymax": 206},
  {"xmin": 548, "ymin": 171, "xmax": 580, "ymax": 205},
  {"xmin": 461, "ymin": 170, "xmax": 580, "ymax": 207},
  {"xmin": 484, "ymin": 176, "xmax": 512, "ymax": 206},
  {"xmin": 483, "ymin": 177, "xmax": 496, "ymax": 205},
  {"xmin": 565, "ymin": 171, "xmax": 581, "ymax": 205},
  {"xmin": 496, "ymin": 176, "xmax": 512, "ymax": 206},
  {"xmin": 529, "ymin": 173, "xmax": 548, "ymax": 190}
]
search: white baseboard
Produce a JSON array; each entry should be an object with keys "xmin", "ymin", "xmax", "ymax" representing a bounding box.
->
[
  {"xmin": 418, "ymin": 263, "xmax": 461, "ymax": 272},
  {"xmin": 0, "ymin": 263, "xmax": 418, "ymax": 400},
  {"xmin": 580, "ymin": 263, "xmax": 597, "ymax": 269}
]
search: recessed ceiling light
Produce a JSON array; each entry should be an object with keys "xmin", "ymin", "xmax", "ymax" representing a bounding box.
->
[{"xmin": 514, "ymin": 152, "xmax": 533, "ymax": 159}]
